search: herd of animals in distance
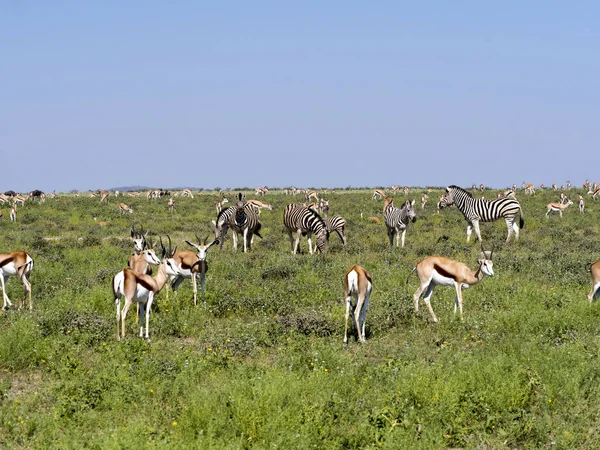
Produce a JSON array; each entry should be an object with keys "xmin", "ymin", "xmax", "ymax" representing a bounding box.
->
[{"xmin": 1, "ymin": 181, "xmax": 600, "ymax": 344}]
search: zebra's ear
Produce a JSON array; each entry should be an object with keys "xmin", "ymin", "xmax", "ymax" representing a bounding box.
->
[
  {"xmin": 410, "ymin": 199, "xmax": 415, "ymax": 206},
  {"xmin": 445, "ymin": 187, "xmax": 450, "ymax": 192}
]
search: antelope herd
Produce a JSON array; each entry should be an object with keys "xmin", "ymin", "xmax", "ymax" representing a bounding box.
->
[{"xmin": 1, "ymin": 183, "xmax": 600, "ymax": 345}]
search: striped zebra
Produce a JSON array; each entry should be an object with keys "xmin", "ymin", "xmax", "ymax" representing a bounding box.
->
[
  {"xmin": 323, "ymin": 215, "xmax": 347, "ymax": 245},
  {"xmin": 438, "ymin": 185, "xmax": 524, "ymax": 243},
  {"xmin": 213, "ymin": 194, "xmax": 263, "ymax": 252},
  {"xmin": 383, "ymin": 197, "xmax": 416, "ymax": 248},
  {"xmin": 283, "ymin": 204, "xmax": 329, "ymax": 254}
]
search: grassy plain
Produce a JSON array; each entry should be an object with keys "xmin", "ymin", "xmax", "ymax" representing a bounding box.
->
[{"xmin": 0, "ymin": 188, "xmax": 599, "ymax": 449}]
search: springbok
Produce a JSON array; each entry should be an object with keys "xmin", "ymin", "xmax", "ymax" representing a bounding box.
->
[
  {"xmin": 119, "ymin": 203, "xmax": 133, "ymax": 214},
  {"xmin": 246, "ymin": 199, "xmax": 272, "ymax": 215},
  {"xmin": 0, "ymin": 251, "xmax": 34, "ymax": 310},
  {"xmin": 588, "ymin": 260, "xmax": 600, "ymax": 302},
  {"xmin": 216, "ymin": 198, "xmax": 229, "ymax": 214},
  {"xmin": 408, "ymin": 246, "xmax": 494, "ymax": 322},
  {"xmin": 546, "ymin": 200, "xmax": 573, "ymax": 218},
  {"xmin": 579, "ymin": 196, "xmax": 585, "ymax": 214},
  {"xmin": 167, "ymin": 235, "xmax": 219, "ymax": 307},
  {"xmin": 113, "ymin": 241, "xmax": 177, "ymax": 340},
  {"xmin": 343, "ymin": 265, "xmax": 373, "ymax": 344},
  {"xmin": 373, "ymin": 189, "xmax": 385, "ymax": 200},
  {"xmin": 167, "ymin": 198, "xmax": 175, "ymax": 213},
  {"xmin": 10, "ymin": 207, "xmax": 16, "ymax": 222},
  {"xmin": 100, "ymin": 190, "xmax": 110, "ymax": 203},
  {"xmin": 421, "ymin": 193, "xmax": 428, "ymax": 209}
]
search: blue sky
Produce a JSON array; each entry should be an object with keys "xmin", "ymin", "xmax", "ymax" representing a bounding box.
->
[{"xmin": 2, "ymin": 1, "xmax": 598, "ymax": 192}]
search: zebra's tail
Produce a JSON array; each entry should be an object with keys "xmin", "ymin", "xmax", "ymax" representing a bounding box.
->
[
  {"xmin": 406, "ymin": 266, "xmax": 417, "ymax": 286},
  {"xmin": 519, "ymin": 208, "xmax": 525, "ymax": 229}
]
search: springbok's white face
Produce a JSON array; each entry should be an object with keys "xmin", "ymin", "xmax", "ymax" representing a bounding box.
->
[
  {"xmin": 143, "ymin": 248, "xmax": 162, "ymax": 266},
  {"xmin": 186, "ymin": 238, "xmax": 219, "ymax": 261},
  {"xmin": 478, "ymin": 258, "xmax": 494, "ymax": 277}
]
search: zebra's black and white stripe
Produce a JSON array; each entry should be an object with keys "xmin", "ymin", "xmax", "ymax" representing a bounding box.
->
[
  {"xmin": 213, "ymin": 194, "xmax": 262, "ymax": 252},
  {"xmin": 283, "ymin": 204, "xmax": 329, "ymax": 254},
  {"xmin": 383, "ymin": 198, "xmax": 416, "ymax": 248},
  {"xmin": 438, "ymin": 185, "xmax": 524, "ymax": 243},
  {"xmin": 323, "ymin": 215, "xmax": 347, "ymax": 245}
]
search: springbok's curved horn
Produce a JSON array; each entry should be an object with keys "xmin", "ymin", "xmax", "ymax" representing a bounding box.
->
[
  {"xmin": 195, "ymin": 233, "xmax": 201, "ymax": 245},
  {"xmin": 204, "ymin": 235, "xmax": 210, "ymax": 245},
  {"xmin": 130, "ymin": 224, "xmax": 136, "ymax": 238},
  {"xmin": 490, "ymin": 245, "xmax": 494, "ymax": 260},
  {"xmin": 167, "ymin": 235, "xmax": 173, "ymax": 256}
]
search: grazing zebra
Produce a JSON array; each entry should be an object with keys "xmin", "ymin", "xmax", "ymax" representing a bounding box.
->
[
  {"xmin": 383, "ymin": 198, "xmax": 416, "ymax": 248},
  {"xmin": 438, "ymin": 185, "xmax": 524, "ymax": 243},
  {"xmin": 213, "ymin": 198, "xmax": 262, "ymax": 252},
  {"xmin": 323, "ymin": 215, "xmax": 347, "ymax": 245},
  {"xmin": 283, "ymin": 204, "xmax": 329, "ymax": 254}
]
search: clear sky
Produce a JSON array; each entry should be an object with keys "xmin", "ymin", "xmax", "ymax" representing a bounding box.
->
[{"xmin": 2, "ymin": 1, "xmax": 598, "ymax": 192}]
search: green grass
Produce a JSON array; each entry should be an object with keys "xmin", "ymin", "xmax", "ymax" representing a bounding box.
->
[{"xmin": 1, "ymin": 188, "xmax": 599, "ymax": 449}]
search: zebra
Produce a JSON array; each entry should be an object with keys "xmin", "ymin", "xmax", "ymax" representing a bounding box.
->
[
  {"xmin": 213, "ymin": 194, "xmax": 262, "ymax": 252},
  {"xmin": 437, "ymin": 185, "xmax": 524, "ymax": 243},
  {"xmin": 323, "ymin": 215, "xmax": 347, "ymax": 245},
  {"xmin": 383, "ymin": 197, "xmax": 416, "ymax": 248},
  {"xmin": 283, "ymin": 204, "xmax": 329, "ymax": 254}
]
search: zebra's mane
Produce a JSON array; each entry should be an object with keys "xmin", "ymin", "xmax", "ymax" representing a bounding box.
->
[
  {"xmin": 216, "ymin": 205, "xmax": 233, "ymax": 221},
  {"xmin": 448, "ymin": 185, "xmax": 473, "ymax": 198}
]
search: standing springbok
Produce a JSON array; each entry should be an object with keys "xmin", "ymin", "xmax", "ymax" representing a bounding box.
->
[
  {"xmin": 343, "ymin": 265, "xmax": 373, "ymax": 344},
  {"xmin": 167, "ymin": 198, "xmax": 175, "ymax": 213},
  {"xmin": 408, "ymin": 246, "xmax": 494, "ymax": 322},
  {"xmin": 579, "ymin": 196, "xmax": 585, "ymax": 214},
  {"xmin": 119, "ymin": 203, "xmax": 133, "ymax": 214},
  {"xmin": 165, "ymin": 235, "xmax": 218, "ymax": 306},
  {"xmin": 546, "ymin": 200, "xmax": 573, "ymax": 218},
  {"xmin": 0, "ymin": 251, "xmax": 34, "ymax": 310},
  {"xmin": 113, "ymin": 241, "xmax": 177, "ymax": 340},
  {"xmin": 216, "ymin": 198, "xmax": 229, "ymax": 214},
  {"xmin": 9, "ymin": 207, "xmax": 16, "ymax": 222},
  {"xmin": 127, "ymin": 225, "xmax": 152, "ymax": 275},
  {"xmin": 421, "ymin": 193, "xmax": 428, "ymax": 209}
]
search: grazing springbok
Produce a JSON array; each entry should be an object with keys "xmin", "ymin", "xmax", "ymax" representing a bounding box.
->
[
  {"xmin": 546, "ymin": 200, "xmax": 573, "ymax": 218},
  {"xmin": 408, "ymin": 246, "xmax": 494, "ymax": 322},
  {"xmin": 100, "ymin": 190, "xmax": 110, "ymax": 203},
  {"xmin": 0, "ymin": 251, "xmax": 34, "ymax": 310},
  {"xmin": 523, "ymin": 183, "xmax": 535, "ymax": 194},
  {"xmin": 343, "ymin": 265, "xmax": 373, "ymax": 344},
  {"xmin": 579, "ymin": 196, "xmax": 585, "ymax": 214},
  {"xmin": 113, "ymin": 241, "xmax": 177, "ymax": 340},
  {"xmin": 373, "ymin": 189, "xmax": 385, "ymax": 200},
  {"xmin": 119, "ymin": 202, "xmax": 133, "ymax": 214},
  {"xmin": 588, "ymin": 260, "xmax": 600, "ymax": 302},
  {"xmin": 246, "ymin": 199, "xmax": 273, "ymax": 215}
]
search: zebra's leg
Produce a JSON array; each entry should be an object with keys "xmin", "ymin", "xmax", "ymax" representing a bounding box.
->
[
  {"xmin": 243, "ymin": 228, "xmax": 249, "ymax": 253},
  {"xmin": 287, "ymin": 230, "xmax": 295, "ymax": 253},
  {"xmin": 401, "ymin": 229, "xmax": 407, "ymax": 248},
  {"xmin": 505, "ymin": 218, "xmax": 515, "ymax": 243},
  {"xmin": 472, "ymin": 220, "xmax": 482, "ymax": 242},
  {"xmin": 294, "ymin": 230, "xmax": 302, "ymax": 254},
  {"xmin": 307, "ymin": 232, "xmax": 313, "ymax": 255},
  {"xmin": 232, "ymin": 231, "xmax": 238, "ymax": 250},
  {"xmin": 387, "ymin": 228, "xmax": 394, "ymax": 248},
  {"xmin": 466, "ymin": 223, "xmax": 473, "ymax": 242},
  {"xmin": 395, "ymin": 227, "xmax": 401, "ymax": 247}
]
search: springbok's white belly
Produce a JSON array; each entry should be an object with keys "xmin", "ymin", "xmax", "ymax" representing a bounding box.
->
[
  {"xmin": 134, "ymin": 285, "xmax": 150, "ymax": 301},
  {"xmin": 431, "ymin": 271, "xmax": 456, "ymax": 287},
  {"xmin": 0, "ymin": 262, "xmax": 19, "ymax": 277}
]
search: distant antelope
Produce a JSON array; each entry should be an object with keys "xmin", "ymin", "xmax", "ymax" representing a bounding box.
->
[
  {"xmin": 100, "ymin": 190, "xmax": 110, "ymax": 203},
  {"xmin": 579, "ymin": 196, "xmax": 585, "ymax": 214},
  {"xmin": 343, "ymin": 265, "xmax": 373, "ymax": 344},
  {"xmin": 588, "ymin": 187, "xmax": 600, "ymax": 199},
  {"xmin": 119, "ymin": 203, "xmax": 133, "ymax": 214},
  {"xmin": 372, "ymin": 189, "xmax": 385, "ymax": 200},
  {"xmin": 552, "ymin": 184, "xmax": 558, "ymax": 191},
  {"xmin": 305, "ymin": 190, "xmax": 319, "ymax": 202},
  {"xmin": 546, "ymin": 200, "xmax": 573, "ymax": 218},
  {"xmin": 318, "ymin": 199, "xmax": 329, "ymax": 217},
  {"xmin": 523, "ymin": 183, "xmax": 535, "ymax": 194},
  {"xmin": 559, "ymin": 192, "xmax": 568, "ymax": 204},
  {"xmin": 10, "ymin": 207, "xmax": 16, "ymax": 222},
  {"xmin": 403, "ymin": 186, "xmax": 409, "ymax": 196},
  {"xmin": 408, "ymin": 245, "xmax": 494, "ymax": 322},
  {"xmin": 181, "ymin": 189, "xmax": 194, "ymax": 198},
  {"xmin": 216, "ymin": 198, "xmax": 229, "ymax": 214},
  {"xmin": 539, "ymin": 184, "xmax": 545, "ymax": 190},
  {"xmin": 0, "ymin": 251, "xmax": 34, "ymax": 310},
  {"xmin": 167, "ymin": 198, "xmax": 175, "ymax": 213},
  {"xmin": 479, "ymin": 184, "xmax": 484, "ymax": 192},
  {"xmin": 255, "ymin": 187, "xmax": 268, "ymax": 196},
  {"xmin": 421, "ymin": 193, "xmax": 428, "ymax": 209},
  {"xmin": 390, "ymin": 185, "xmax": 400, "ymax": 194},
  {"xmin": 247, "ymin": 199, "xmax": 272, "ymax": 215},
  {"xmin": 127, "ymin": 191, "xmax": 141, "ymax": 197}
]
